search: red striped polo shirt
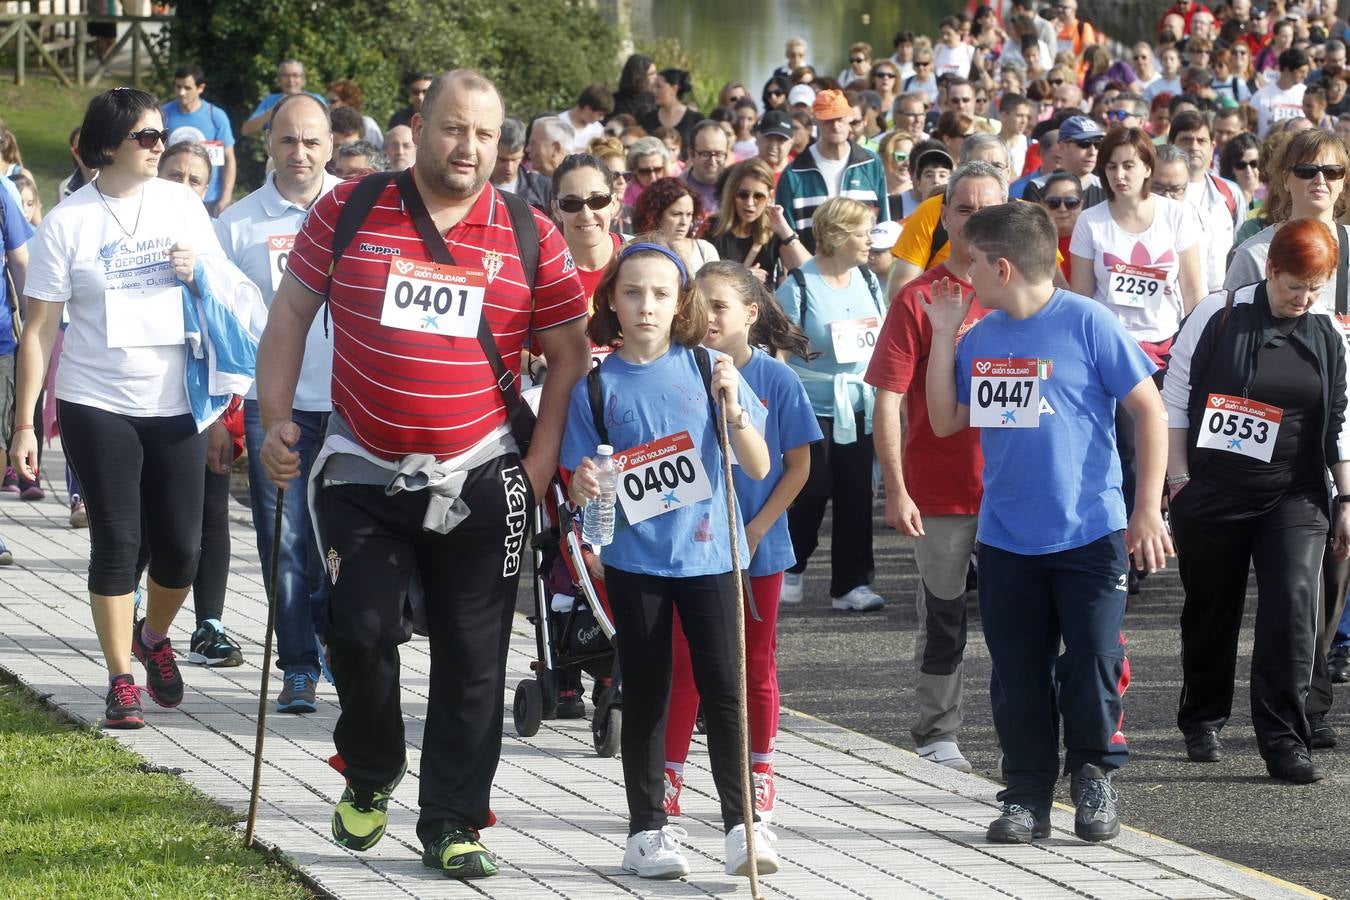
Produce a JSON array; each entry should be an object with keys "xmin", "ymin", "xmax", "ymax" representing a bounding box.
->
[{"xmin": 288, "ymin": 179, "xmax": 586, "ymax": 460}]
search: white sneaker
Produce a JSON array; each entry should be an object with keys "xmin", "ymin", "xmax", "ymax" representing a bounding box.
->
[
  {"xmin": 916, "ymin": 740, "xmax": 973, "ymax": 773},
  {"xmin": 724, "ymin": 821, "xmax": 780, "ymax": 876},
  {"xmin": 831, "ymin": 584, "xmax": 885, "ymax": 611},
  {"xmin": 780, "ymin": 572, "xmax": 804, "ymax": 605},
  {"xmin": 622, "ymin": 825, "xmax": 690, "ymax": 879}
]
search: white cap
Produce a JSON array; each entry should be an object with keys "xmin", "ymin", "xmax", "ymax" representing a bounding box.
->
[
  {"xmin": 597, "ymin": 444, "xmax": 614, "ymax": 456},
  {"xmin": 869, "ymin": 221, "xmax": 901, "ymax": 251},
  {"xmin": 787, "ymin": 84, "xmax": 816, "ymax": 107}
]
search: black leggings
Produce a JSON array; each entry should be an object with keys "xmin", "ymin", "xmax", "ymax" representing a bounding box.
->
[
  {"xmin": 787, "ymin": 413, "xmax": 875, "ymax": 597},
  {"xmin": 194, "ymin": 469, "xmax": 231, "ymax": 623},
  {"xmin": 58, "ymin": 400, "xmax": 206, "ymax": 596},
  {"xmin": 604, "ymin": 567, "xmax": 751, "ymax": 835}
]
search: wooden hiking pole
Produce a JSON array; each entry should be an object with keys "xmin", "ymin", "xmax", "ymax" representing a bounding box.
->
[
  {"xmin": 715, "ymin": 389, "xmax": 764, "ymax": 900},
  {"xmin": 245, "ymin": 487, "xmax": 285, "ymax": 848}
]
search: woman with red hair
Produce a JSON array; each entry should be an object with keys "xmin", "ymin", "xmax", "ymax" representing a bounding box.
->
[
  {"xmin": 631, "ymin": 176, "xmax": 720, "ymax": 271},
  {"xmin": 1163, "ymin": 217, "xmax": 1350, "ymax": 785}
]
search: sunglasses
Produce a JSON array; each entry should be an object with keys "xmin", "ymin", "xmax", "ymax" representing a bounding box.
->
[
  {"xmin": 695, "ymin": 149, "xmax": 727, "ymax": 161},
  {"xmin": 875, "ymin": 71, "xmax": 898, "ymax": 79},
  {"xmin": 850, "ymin": 57, "xmax": 867, "ymax": 64},
  {"xmin": 1106, "ymin": 109, "xmax": 1133, "ymax": 122},
  {"xmin": 736, "ymin": 189, "xmax": 770, "ymax": 202},
  {"xmin": 915, "ymin": 61, "xmax": 932, "ymax": 68},
  {"xmin": 126, "ymin": 128, "xmax": 170, "ymax": 149},
  {"xmin": 1232, "ymin": 159, "xmax": 1259, "ymax": 171},
  {"xmin": 1291, "ymin": 162, "xmax": 1347, "ymax": 180},
  {"xmin": 557, "ymin": 193, "xmax": 613, "ymax": 213},
  {"xmin": 767, "ymin": 89, "xmax": 785, "ymax": 97},
  {"xmin": 1044, "ymin": 195, "xmax": 1082, "ymax": 209},
  {"xmin": 1049, "ymin": 78, "xmax": 1065, "ymax": 86},
  {"xmin": 612, "ymin": 170, "xmax": 634, "ymax": 182},
  {"xmin": 635, "ymin": 165, "xmax": 664, "ymax": 176},
  {"xmin": 893, "ymin": 151, "xmax": 910, "ymax": 163},
  {"xmin": 1070, "ymin": 139, "xmax": 1101, "ymax": 149}
]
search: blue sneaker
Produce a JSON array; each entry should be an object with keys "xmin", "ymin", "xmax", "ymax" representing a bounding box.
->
[
  {"xmin": 0, "ymin": 536, "xmax": 12, "ymax": 566},
  {"xmin": 317, "ymin": 634, "xmax": 335, "ymax": 685},
  {"xmin": 276, "ymin": 670, "xmax": 318, "ymax": 714}
]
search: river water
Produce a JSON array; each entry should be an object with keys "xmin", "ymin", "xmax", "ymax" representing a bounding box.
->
[{"xmin": 638, "ymin": 0, "xmax": 1147, "ymax": 98}]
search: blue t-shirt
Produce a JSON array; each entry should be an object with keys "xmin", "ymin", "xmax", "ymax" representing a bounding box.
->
[
  {"xmin": 775, "ymin": 257, "xmax": 885, "ymax": 418},
  {"xmin": 161, "ymin": 100, "xmax": 235, "ymax": 205},
  {"xmin": 954, "ymin": 290, "xmax": 1155, "ymax": 555},
  {"xmin": 561, "ymin": 344, "xmax": 766, "ymax": 578},
  {"xmin": 735, "ymin": 348, "xmax": 823, "ymax": 576},
  {"xmin": 0, "ymin": 178, "xmax": 36, "ymax": 355}
]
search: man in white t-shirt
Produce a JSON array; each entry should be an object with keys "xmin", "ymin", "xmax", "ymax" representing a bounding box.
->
[
  {"xmin": 216, "ymin": 93, "xmax": 339, "ymax": 714},
  {"xmin": 998, "ymin": 93, "xmax": 1033, "ymax": 176},
  {"xmin": 1170, "ymin": 110, "xmax": 1246, "ymax": 291},
  {"xmin": 1252, "ymin": 48, "xmax": 1311, "ymax": 136},
  {"xmin": 553, "ymin": 84, "xmax": 612, "ymax": 152}
]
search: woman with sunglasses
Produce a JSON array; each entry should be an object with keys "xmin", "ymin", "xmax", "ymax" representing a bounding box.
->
[
  {"xmin": 705, "ymin": 158, "xmax": 808, "ymax": 286},
  {"xmin": 869, "ymin": 62, "xmax": 901, "ymax": 128},
  {"xmin": 12, "ymin": 88, "xmax": 230, "ymax": 729},
  {"xmin": 762, "ymin": 75, "xmax": 792, "ymax": 112},
  {"xmin": 1227, "ymin": 130, "xmax": 1350, "ymax": 308},
  {"xmin": 838, "ymin": 42, "xmax": 873, "ymax": 89},
  {"xmin": 622, "ymin": 135, "xmax": 671, "ymax": 211},
  {"xmin": 632, "ymin": 176, "xmax": 719, "ymax": 272},
  {"xmin": 903, "ymin": 50, "xmax": 939, "ymax": 104},
  {"xmin": 879, "ymin": 132, "xmax": 916, "ymax": 217},
  {"xmin": 1164, "ymin": 218, "xmax": 1350, "ymax": 784},
  {"xmin": 1040, "ymin": 171, "xmax": 1084, "ymax": 280},
  {"xmin": 1219, "ymin": 132, "xmax": 1262, "ymax": 214}
]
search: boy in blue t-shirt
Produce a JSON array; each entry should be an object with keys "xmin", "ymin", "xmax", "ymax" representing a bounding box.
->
[{"xmin": 922, "ymin": 202, "xmax": 1174, "ymax": 845}]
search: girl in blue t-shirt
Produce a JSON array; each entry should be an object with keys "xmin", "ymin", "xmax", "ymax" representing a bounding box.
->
[
  {"xmin": 563, "ymin": 239, "xmax": 779, "ymax": 881},
  {"xmin": 662, "ymin": 261, "xmax": 822, "ymax": 825}
]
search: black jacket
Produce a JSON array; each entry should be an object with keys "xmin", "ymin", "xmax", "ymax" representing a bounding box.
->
[{"xmin": 1169, "ymin": 281, "xmax": 1349, "ymax": 483}]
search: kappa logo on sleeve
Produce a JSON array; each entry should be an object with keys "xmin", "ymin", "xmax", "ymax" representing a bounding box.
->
[{"xmin": 326, "ymin": 548, "xmax": 342, "ymax": 585}]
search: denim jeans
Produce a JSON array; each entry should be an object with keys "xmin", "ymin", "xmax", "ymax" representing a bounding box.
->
[{"xmin": 243, "ymin": 400, "xmax": 330, "ymax": 676}]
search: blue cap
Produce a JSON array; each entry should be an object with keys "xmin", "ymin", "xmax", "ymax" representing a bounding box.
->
[{"xmin": 1058, "ymin": 115, "xmax": 1105, "ymax": 143}]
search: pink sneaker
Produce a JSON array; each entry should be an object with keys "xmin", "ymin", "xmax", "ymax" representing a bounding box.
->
[
  {"xmin": 1, "ymin": 467, "xmax": 18, "ymax": 493},
  {"xmin": 663, "ymin": 767, "xmax": 683, "ymax": 817},
  {"xmin": 752, "ymin": 763, "xmax": 776, "ymax": 822}
]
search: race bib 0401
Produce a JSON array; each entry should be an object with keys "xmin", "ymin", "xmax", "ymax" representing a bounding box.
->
[
  {"xmin": 380, "ymin": 260, "xmax": 485, "ymax": 337},
  {"xmin": 1108, "ymin": 263, "xmax": 1166, "ymax": 309},
  {"xmin": 829, "ymin": 316, "xmax": 881, "ymax": 364},
  {"xmin": 969, "ymin": 358, "xmax": 1040, "ymax": 428},
  {"xmin": 1196, "ymin": 393, "xmax": 1282, "ymax": 463},
  {"xmin": 614, "ymin": 431, "xmax": 713, "ymax": 524},
  {"xmin": 266, "ymin": 233, "xmax": 295, "ymax": 291}
]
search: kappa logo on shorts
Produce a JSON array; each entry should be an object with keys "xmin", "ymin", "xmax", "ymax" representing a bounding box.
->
[
  {"xmin": 1115, "ymin": 573, "xmax": 1128, "ymax": 592},
  {"xmin": 501, "ymin": 466, "xmax": 530, "ymax": 577},
  {"xmin": 326, "ymin": 548, "xmax": 341, "ymax": 585}
]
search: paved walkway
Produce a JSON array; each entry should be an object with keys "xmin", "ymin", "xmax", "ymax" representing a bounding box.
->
[{"xmin": 0, "ymin": 459, "xmax": 1324, "ymax": 899}]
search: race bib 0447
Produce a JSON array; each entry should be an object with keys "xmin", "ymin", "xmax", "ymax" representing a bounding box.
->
[
  {"xmin": 380, "ymin": 260, "xmax": 485, "ymax": 337},
  {"xmin": 969, "ymin": 358, "xmax": 1040, "ymax": 428},
  {"xmin": 614, "ymin": 431, "xmax": 713, "ymax": 524},
  {"xmin": 1196, "ymin": 393, "xmax": 1282, "ymax": 463}
]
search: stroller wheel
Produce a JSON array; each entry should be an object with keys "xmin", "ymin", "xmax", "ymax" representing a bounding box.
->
[
  {"xmin": 593, "ymin": 706, "xmax": 621, "ymax": 757},
  {"xmin": 513, "ymin": 679, "xmax": 543, "ymax": 737}
]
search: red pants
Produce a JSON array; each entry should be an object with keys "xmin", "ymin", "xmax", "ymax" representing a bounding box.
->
[{"xmin": 665, "ymin": 572, "xmax": 783, "ymax": 763}]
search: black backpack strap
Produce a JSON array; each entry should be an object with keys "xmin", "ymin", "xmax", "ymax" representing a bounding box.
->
[
  {"xmin": 395, "ymin": 170, "xmax": 537, "ymax": 453},
  {"xmin": 788, "ymin": 266, "xmax": 807, "ymax": 329},
  {"xmin": 857, "ymin": 264, "xmax": 884, "ymax": 313},
  {"xmin": 1338, "ymin": 225, "xmax": 1348, "ymax": 316},
  {"xmin": 927, "ymin": 211, "xmax": 949, "ymax": 270},
  {"xmin": 586, "ymin": 365, "xmax": 610, "ymax": 448},
  {"xmin": 694, "ymin": 344, "xmax": 715, "ymax": 410},
  {"xmin": 500, "ymin": 190, "xmax": 539, "ymax": 290},
  {"xmin": 322, "ymin": 170, "xmax": 398, "ymax": 337}
]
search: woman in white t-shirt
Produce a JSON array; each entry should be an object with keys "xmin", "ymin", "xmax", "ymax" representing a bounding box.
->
[
  {"xmin": 10, "ymin": 88, "xmax": 225, "ymax": 730},
  {"xmin": 1070, "ymin": 127, "xmax": 1204, "ymax": 357}
]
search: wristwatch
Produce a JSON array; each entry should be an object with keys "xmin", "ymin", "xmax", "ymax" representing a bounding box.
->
[
  {"xmin": 730, "ymin": 407, "xmax": 750, "ymax": 431},
  {"xmin": 781, "ymin": 232, "xmax": 799, "ymax": 246}
]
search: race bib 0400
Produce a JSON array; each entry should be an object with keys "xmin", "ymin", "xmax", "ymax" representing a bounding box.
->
[
  {"xmin": 614, "ymin": 431, "xmax": 713, "ymax": 524},
  {"xmin": 969, "ymin": 358, "xmax": 1040, "ymax": 428},
  {"xmin": 380, "ymin": 260, "xmax": 486, "ymax": 336},
  {"xmin": 1196, "ymin": 393, "xmax": 1282, "ymax": 463}
]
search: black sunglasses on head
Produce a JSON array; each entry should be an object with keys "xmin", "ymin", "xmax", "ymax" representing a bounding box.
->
[
  {"xmin": 126, "ymin": 128, "xmax": 170, "ymax": 149},
  {"xmin": 557, "ymin": 193, "xmax": 613, "ymax": 213}
]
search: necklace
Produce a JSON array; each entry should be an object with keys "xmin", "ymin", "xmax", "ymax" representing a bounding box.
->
[{"xmin": 94, "ymin": 181, "xmax": 145, "ymax": 238}]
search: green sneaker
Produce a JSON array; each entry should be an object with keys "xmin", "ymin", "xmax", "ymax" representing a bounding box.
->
[
  {"xmin": 422, "ymin": 826, "xmax": 499, "ymax": 879},
  {"xmin": 331, "ymin": 757, "xmax": 407, "ymax": 851}
]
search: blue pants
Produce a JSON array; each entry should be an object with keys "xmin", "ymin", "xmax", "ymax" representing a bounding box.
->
[
  {"xmin": 978, "ymin": 532, "xmax": 1130, "ymax": 817},
  {"xmin": 243, "ymin": 400, "xmax": 330, "ymax": 676}
]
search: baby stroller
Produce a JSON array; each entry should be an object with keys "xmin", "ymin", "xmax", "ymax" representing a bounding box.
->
[{"xmin": 512, "ymin": 477, "xmax": 623, "ymax": 757}]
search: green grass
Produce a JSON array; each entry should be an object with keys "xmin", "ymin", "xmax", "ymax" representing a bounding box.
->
[
  {"xmin": 0, "ymin": 675, "xmax": 313, "ymax": 900},
  {"xmin": 0, "ymin": 77, "xmax": 100, "ymax": 210}
]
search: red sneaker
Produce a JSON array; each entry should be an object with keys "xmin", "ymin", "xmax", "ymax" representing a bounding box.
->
[
  {"xmin": 104, "ymin": 674, "xmax": 145, "ymax": 729},
  {"xmin": 752, "ymin": 763, "xmax": 776, "ymax": 822},
  {"xmin": 663, "ymin": 767, "xmax": 683, "ymax": 817},
  {"xmin": 132, "ymin": 619, "xmax": 184, "ymax": 708}
]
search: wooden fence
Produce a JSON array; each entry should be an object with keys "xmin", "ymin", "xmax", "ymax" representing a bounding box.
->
[{"xmin": 0, "ymin": 12, "xmax": 172, "ymax": 87}]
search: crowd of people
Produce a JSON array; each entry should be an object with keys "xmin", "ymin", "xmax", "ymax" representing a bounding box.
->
[{"xmin": 3, "ymin": 0, "xmax": 1350, "ymax": 884}]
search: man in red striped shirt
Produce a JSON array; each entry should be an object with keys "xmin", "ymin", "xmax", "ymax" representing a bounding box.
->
[{"xmin": 256, "ymin": 69, "xmax": 589, "ymax": 879}]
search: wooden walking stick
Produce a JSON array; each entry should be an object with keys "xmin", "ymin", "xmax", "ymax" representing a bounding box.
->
[
  {"xmin": 245, "ymin": 487, "xmax": 285, "ymax": 848},
  {"xmin": 715, "ymin": 389, "xmax": 765, "ymax": 900}
]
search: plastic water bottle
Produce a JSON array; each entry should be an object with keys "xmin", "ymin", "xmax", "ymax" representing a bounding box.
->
[{"xmin": 582, "ymin": 444, "xmax": 617, "ymax": 547}]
